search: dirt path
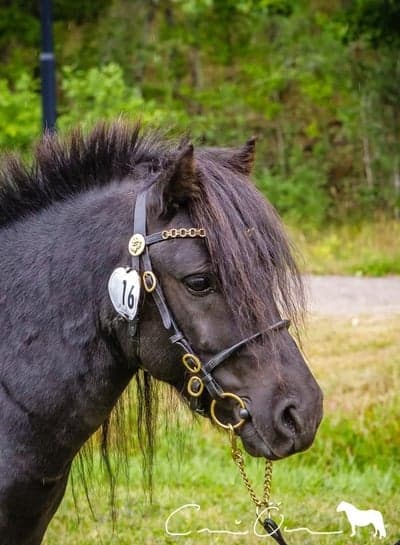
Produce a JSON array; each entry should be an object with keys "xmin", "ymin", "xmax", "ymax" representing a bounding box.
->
[{"xmin": 305, "ymin": 275, "xmax": 400, "ymax": 316}]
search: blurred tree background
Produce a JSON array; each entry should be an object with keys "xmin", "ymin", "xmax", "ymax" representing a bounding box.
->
[{"xmin": 0, "ymin": 0, "xmax": 399, "ymax": 228}]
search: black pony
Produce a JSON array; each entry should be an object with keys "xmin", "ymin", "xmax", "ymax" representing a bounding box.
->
[{"xmin": 0, "ymin": 122, "xmax": 323, "ymax": 544}]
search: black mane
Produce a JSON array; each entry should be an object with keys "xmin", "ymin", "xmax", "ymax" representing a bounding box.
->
[
  {"xmin": 0, "ymin": 122, "xmax": 176, "ymax": 227},
  {"xmin": 0, "ymin": 121, "xmax": 304, "ymax": 330}
]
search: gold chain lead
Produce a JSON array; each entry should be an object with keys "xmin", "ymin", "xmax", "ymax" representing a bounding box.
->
[{"xmin": 228, "ymin": 425, "xmax": 273, "ymax": 509}]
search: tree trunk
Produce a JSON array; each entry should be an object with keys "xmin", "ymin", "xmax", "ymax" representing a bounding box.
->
[
  {"xmin": 394, "ymin": 158, "xmax": 400, "ymax": 219},
  {"xmin": 360, "ymin": 95, "xmax": 374, "ymax": 189}
]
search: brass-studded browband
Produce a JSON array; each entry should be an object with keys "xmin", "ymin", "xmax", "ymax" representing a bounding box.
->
[
  {"xmin": 129, "ymin": 228, "xmax": 206, "ymax": 256},
  {"xmin": 128, "ymin": 190, "xmax": 290, "ymax": 427}
]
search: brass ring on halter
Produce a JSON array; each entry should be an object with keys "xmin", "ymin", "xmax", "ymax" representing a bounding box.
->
[
  {"xmin": 143, "ymin": 271, "xmax": 157, "ymax": 293},
  {"xmin": 210, "ymin": 392, "xmax": 247, "ymax": 430},
  {"xmin": 187, "ymin": 376, "xmax": 204, "ymax": 397},
  {"xmin": 182, "ymin": 353, "xmax": 201, "ymax": 373}
]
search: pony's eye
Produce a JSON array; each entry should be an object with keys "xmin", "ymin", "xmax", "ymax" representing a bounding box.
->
[{"xmin": 184, "ymin": 274, "xmax": 214, "ymax": 295}]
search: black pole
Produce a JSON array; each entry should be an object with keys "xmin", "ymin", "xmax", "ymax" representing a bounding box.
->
[{"xmin": 40, "ymin": 0, "xmax": 56, "ymax": 132}]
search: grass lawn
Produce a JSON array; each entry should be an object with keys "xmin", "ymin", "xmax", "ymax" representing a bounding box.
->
[
  {"xmin": 290, "ymin": 219, "xmax": 400, "ymax": 276},
  {"xmin": 43, "ymin": 314, "xmax": 400, "ymax": 544}
]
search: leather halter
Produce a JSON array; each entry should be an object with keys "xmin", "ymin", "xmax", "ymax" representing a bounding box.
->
[{"xmin": 127, "ymin": 190, "xmax": 289, "ymax": 427}]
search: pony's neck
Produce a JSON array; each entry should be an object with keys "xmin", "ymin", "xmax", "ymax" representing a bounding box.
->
[
  {"xmin": 1, "ymin": 180, "xmax": 140, "ymax": 466},
  {"xmin": 0, "ymin": 180, "xmax": 146, "ymax": 545},
  {"xmin": 50, "ymin": 180, "xmax": 139, "ymax": 331},
  {"xmin": 47, "ymin": 180, "xmax": 141, "ymax": 436}
]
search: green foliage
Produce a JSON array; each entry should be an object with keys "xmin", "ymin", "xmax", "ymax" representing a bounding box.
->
[
  {"xmin": 258, "ymin": 164, "xmax": 330, "ymax": 227},
  {"xmin": 0, "ymin": 73, "xmax": 41, "ymax": 150},
  {"xmin": 0, "ymin": 65, "xmax": 189, "ymax": 153},
  {"xmin": 53, "ymin": 0, "xmax": 109, "ymax": 23},
  {"xmin": 0, "ymin": 3, "xmax": 39, "ymax": 49},
  {"xmin": 342, "ymin": 0, "xmax": 400, "ymax": 47},
  {"xmin": 0, "ymin": 0, "xmax": 399, "ymax": 230},
  {"xmin": 58, "ymin": 63, "xmax": 155, "ymax": 131}
]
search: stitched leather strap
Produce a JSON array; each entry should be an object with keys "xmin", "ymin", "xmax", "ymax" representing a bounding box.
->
[
  {"xmin": 145, "ymin": 232, "xmax": 165, "ymax": 246},
  {"xmin": 201, "ymin": 320, "xmax": 290, "ymax": 376}
]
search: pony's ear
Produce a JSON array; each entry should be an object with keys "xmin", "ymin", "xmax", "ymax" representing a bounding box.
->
[
  {"xmin": 148, "ymin": 143, "xmax": 200, "ymax": 217},
  {"xmin": 210, "ymin": 136, "xmax": 256, "ymax": 175},
  {"xmin": 228, "ymin": 136, "xmax": 257, "ymax": 175}
]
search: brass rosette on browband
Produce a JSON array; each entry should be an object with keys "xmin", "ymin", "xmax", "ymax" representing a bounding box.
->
[{"xmin": 128, "ymin": 233, "xmax": 146, "ymax": 256}]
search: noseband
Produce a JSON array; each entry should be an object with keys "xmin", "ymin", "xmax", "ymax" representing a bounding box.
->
[{"xmin": 116, "ymin": 190, "xmax": 289, "ymax": 429}]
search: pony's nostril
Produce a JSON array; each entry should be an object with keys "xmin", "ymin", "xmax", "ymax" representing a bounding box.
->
[
  {"xmin": 282, "ymin": 406, "xmax": 298, "ymax": 435},
  {"xmin": 274, "ymin": 402, "xmax": 303, "ymax": 439}
]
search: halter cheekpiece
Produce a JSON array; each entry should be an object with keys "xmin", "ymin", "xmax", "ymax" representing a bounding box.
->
[{"xmin": 110, "ymin": 189, "xmax": 289, "ymax": 429}]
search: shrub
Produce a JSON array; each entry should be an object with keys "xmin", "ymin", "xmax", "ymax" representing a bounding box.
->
[
  {"xmin": 58, "ymin": 63, "xmax": 185, "ymax": 132},
  {"xmin": 0, "ymin": 73, "xmax": 41, "ymax": 151},
  {"xmin": 258, "ymin": 165, "xmax": 330, "ymax": 228}
]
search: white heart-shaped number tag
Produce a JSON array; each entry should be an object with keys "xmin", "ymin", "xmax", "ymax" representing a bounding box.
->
[{"xmin": 108, "ymin": 267, "xmax": 141, "ymax": 321}]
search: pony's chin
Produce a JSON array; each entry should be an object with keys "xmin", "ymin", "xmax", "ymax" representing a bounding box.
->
[{"xmin": 237, "ymin": 423, "xmax": 282, "ymax": 460}]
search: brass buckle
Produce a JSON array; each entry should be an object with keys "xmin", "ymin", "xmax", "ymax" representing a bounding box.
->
[
  {"xmin": 143, "ymin": 271, "xmax": 157, "ymax": 293},
  {"xmin": 187, "ymin": 376, "xmax": 204, "ymax": 397},
  {"xmin": 182, "ymin": 353, "xmax": 201, "ymax": 373},
  {"xmin": 210, "ymin": 392, "xmax": 247, "ymax": 430}
]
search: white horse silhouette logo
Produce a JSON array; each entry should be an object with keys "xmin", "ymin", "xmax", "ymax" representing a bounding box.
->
[{"xmin": 337, "ymin": 501, "xmax": 386, "ymax": 538}]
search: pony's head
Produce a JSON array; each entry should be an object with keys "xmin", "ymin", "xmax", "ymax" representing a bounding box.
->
[
  {"xmin": 0, "ymin": 122, "xmax": 323, "ymax": 462},
  {"xmin": 125, "ymin": 133, "xmax": 323, "ymax": 459},
  {"xmin": 336, "ymin": 501, "xmax": 349, "ymax": 512}
]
